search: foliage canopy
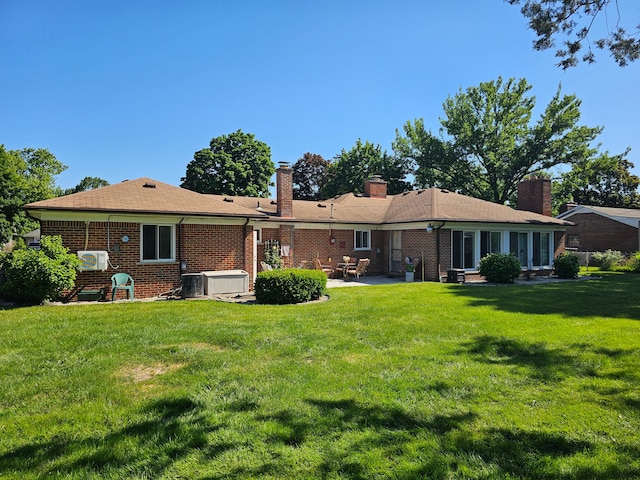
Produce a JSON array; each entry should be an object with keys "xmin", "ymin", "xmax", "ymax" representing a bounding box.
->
[
  {"xmin": 554, "ymin": 150, "xmax": 640, "ymax": 209},
  {"xmin": 181, "ymin": 130, "xmax": 274, "ymax": 197},
  {"xmin": 508, "ymin": 0, "xmax": 640, "ymax": 68},
  {"xmin": 393, "ymin": 77, "xmax": 602, "ymax": 206},
  {"xmin": 0, "ymin": 145, "xmax": 66, "ymax": 245},
  {"xmin": 321, "ymin": 139, "xmax": 411, "ymax": 199},
  {"xmin": 292, "ymin": 153, "xmax": 329, "ymax": 200}
]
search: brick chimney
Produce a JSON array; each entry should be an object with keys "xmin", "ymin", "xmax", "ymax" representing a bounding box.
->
[
  {"xmin": 517, "ymin": 177, "xmax": 552, "ymax": 216},
  {"xmin": 559, "ymin": 202, "xmax": 578, "ymax": 214},
  {"xmin": 276, "ymin": 162, "xmax": 293, "ymax": 217},
  {"xmin": 364, "ymin": 175, "xmax": 387, "ymax": 198}
]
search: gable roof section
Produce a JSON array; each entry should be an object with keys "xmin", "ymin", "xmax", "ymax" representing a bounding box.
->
[
  {"xmin": 24, "ymin": 177, "xmax": 267, "ymax": 218},
  {"xmin": 557, "ymin": 205, "xmax": 640, "ymax": 229},
  {"xmin": 384, "ymin": 189, "xmax": 570, "ymax": 225}
]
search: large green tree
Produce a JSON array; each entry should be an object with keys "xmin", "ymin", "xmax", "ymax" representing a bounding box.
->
[
  {"xmin": 554, "ymin": 149, "xmax": 640, "ymax": 210},
  {"xmin": 393, "ymin": 77, "xmax": 601, "ymax": 206},
  {"xmin": 320, "ymin": 140, "xmax": 411, "ymax": 199},
  {"xmin": 63, "ymin": 176, "xmax": 109, "ymax": 195},
  {"xmin": 181, "ymin": 130, "xmax": 274, "ymax": 197},
  {"xmin": 507, "ymin": 0, "xmax": 640, "ymax": 68},
  {"xmin": 292, "ymin": 152, "xmax": 329, "ymax": 200},
  {"xmin": 0, "ymin": 145, "xmax": 66, "ymax": 245}
]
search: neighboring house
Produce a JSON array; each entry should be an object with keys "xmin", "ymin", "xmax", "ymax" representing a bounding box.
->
[
  {"xmin": 23, "ymin": 166, "xmax": 571, "ymax": 299},
  {"xmin": 23, "ymin": 228, "xmax": 40, "ymax": 245},
  {"xmin": 556, "ymin": 204, "xmax": 640, "ymax": 253}
]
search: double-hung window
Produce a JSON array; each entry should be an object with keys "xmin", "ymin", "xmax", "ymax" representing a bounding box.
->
[
  {"xmin": 141, "ymin": 224, "xmax": 175, "ymax": 262},
  {"xmin": 354, "ymin": 230, "xmax": 371, "ymax": 250}
]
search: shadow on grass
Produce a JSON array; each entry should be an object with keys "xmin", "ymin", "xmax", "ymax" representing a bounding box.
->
[
  {"xmin": 449, "ymin": 427, "xmax": 640, "ymax": 480},
  {"xmin": 462, "ymin": 335, "xmax": 577, "ymax": 381},
  {"xmin": 449, "ymin": 274, "xmax": 640, "ymax": 319},
  {"xmin": 2, "ymin": 395, "xmax": 638, "ymax": 478},
  {"xmin": 0, "ymin": 397, "xmax": 227, "ymax": 478}
]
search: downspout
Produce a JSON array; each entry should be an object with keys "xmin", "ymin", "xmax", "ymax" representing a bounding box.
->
[
  {"xmin": 84, "ymin": 221, "xmax": 90, "ymax": 250},
  {"xmin": 177, "ymin": 217, "xmax": 188, "ymax": 275},
  {"xmin": 436, "ymin": 221, "xmax": 446, "ymax": 281},
  {"xmin": 242, "ymin": 217, "xmax": 250, "ymax": 273},
  {"xmin": 107, "ymin": 215, "xmax": 114, "ymax": 252}
]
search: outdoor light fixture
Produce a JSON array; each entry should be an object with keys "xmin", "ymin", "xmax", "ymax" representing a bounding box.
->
[{"xmin": 426, "ymin": 223, "xmax": 434, "ymax": 233}]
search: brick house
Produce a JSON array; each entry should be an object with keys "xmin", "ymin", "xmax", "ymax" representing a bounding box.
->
[
  {"xmin": 23, "ymin": 166, "xmax": 571, "ymax": 299},
  {"xmin": 556, "ymin": 204, "xmax": 640, "ymax": 254}
]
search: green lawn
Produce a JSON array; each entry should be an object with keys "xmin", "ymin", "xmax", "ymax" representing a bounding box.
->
[{"xmin": 0, "ymin": 273, "xmax": 639, "ymax": 479}]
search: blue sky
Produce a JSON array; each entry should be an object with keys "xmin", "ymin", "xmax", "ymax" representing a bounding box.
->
[{"xmin": 2, "ymin": 1, "xmax": 639, "ymax": 191}]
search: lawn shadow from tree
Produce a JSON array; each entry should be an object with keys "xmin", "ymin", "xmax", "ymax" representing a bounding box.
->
[
  {"xmin": 246, "ymin": 398, "xmax": 476, "ymax": 479},
  {"xmin": 447, "ymin": 427, "xmax": 640, "ymax": 480},
  {"xmin": 0, "ymin": 397, "xmax": 229, "ymax": 478},
  {"xmin": 448, "ymin": 274, "xmax": 640, "ymax": 319},
  {"xmin": 461, "ymin": 335, "xmax": 578, "ymax": 381}
]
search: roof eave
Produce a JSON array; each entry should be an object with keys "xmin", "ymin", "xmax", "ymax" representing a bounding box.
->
[{"xmin": 23, "ymin": 205, "xmax": 267, "ymax": 219}]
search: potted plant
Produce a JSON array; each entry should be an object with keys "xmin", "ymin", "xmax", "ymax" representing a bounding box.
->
[{"xmin": 404, "ymin": 256, "xmax": 415, "ymax": 282}]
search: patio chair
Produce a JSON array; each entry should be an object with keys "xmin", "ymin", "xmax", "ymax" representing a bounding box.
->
[
  {"xmin": 346, "ymin": 258, "xmax": 370, "ymax": 281},
  {"xmin": 314, "ymin": 258, "xmax": 334, "ymax": 277},
  {"xmin": 111, "ymin": 273, "xmax": 134, "ymax": 301}
]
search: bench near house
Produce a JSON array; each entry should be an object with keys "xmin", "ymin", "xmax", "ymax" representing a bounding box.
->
[{"xmin": 23, "ymin": 165, "xmax": 572, "ymax": 299}]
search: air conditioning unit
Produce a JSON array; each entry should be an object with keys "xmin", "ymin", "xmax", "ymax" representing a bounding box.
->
[{"xmin": 77, "ymin": 251, "xmax": 109, "ymax": 271}]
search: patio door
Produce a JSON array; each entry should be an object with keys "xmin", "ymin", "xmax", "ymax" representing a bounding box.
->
[{"xmin": 390, "ymin": 231, "xmax": 402, "ymax": 274}]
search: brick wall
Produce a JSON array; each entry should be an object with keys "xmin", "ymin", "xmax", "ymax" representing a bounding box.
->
[
  {"xmin": 401, "ymin": 228, "xmax": 451, "ymax": 281},
  {"xmin": 41, "ymin": 220, "xmax": 252, "ymax": 299},
  {"xmin": 564, "ymin": 213, "xmax": 639, "ymax": 253},
  {"xmin": 554, "ymin": 230, "xmax": 566, "ymax": 257},
  {"xmin": 259, "ymin": 227, "xmax": 389, "ymax": 275}
]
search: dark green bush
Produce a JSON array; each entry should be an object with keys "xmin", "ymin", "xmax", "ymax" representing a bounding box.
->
[
  {"xmin": 478, "ymin": 253, "xmax": 522, "ymax": 283},
  {"xmin": 0, "ymin": 235, "xmax": 80, "ymax": 304},
  {"xmin": 553, "ymin": 252, "xmax": 580, "ymax": 279},
  {"xmin": 255, "ymin": 269, "xmax": 327, "ymax": 305}
]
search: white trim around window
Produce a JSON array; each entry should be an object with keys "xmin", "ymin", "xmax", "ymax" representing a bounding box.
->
[
  {"xmin": 354, "ymin": 230, "xmax": 371, "ymax": 250},
  {"xmin": 140, "ymin": 224, "xmax": 175, "ymax": 262}
]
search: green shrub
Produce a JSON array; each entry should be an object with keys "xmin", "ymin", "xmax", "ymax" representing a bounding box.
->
[
  {"xmin": 0, "ymin": 235, "xmax": 80, "ymax": 304},
  {"xmin": 478, "ymin": 253, "xmax": 522, "ymax": 284},
  {"xmin": 255, "ymin": 269, "xmax": 327, "ymax": 304},
  {"xmin": 613, "ymin": 252, "xmax": 640, "ymax": 273},
  {"xmin": 553, "ymin": 252, "xmax": 580, "ymax": 279},
  {"xmin": 591, "ymin": 249, "xmax": 623, "ymax": 271}
]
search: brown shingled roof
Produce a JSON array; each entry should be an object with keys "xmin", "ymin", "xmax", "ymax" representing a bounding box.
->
[
  {"xmin": 25, "ymin": 178, "xmax": 571, "ymax": 226},
  {"xmin": 24, "ymin": 178, "xmax": 267, "ymax": 218},
  {"xmin": 212, "ymin": 189, "xmax": 570, "ymax": 226},
  {"xmin": 384, "ymin": 188, "xmax": 570, "ymax": 225}
]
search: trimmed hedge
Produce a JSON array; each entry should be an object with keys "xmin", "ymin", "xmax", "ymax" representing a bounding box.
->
[
  {"xmin": 255, "ymin": 269, "xmax": 327, "ymax": 305},
  {"xmin": 553, "ymin": 252, "xmax": 580, "ymax": 279},
  {"xmin": 478, "ymin": 253, "xmax": 522, "ymax": 284}
]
